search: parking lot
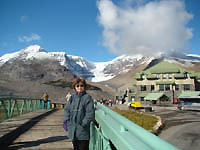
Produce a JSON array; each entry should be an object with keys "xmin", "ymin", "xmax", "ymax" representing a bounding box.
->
[{"xmin": 151, "ymin": 106, "xmax": 200, "ymax": 150}]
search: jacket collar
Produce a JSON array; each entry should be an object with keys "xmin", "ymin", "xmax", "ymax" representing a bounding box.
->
[{"xmin": 75, "ymin": 91, "xmax": 86, "ymax": 97}]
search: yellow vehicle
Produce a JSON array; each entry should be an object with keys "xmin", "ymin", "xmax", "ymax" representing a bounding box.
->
[{"xmin": 129, "ymin": 101, "xmax": 143, "ymax": 109}]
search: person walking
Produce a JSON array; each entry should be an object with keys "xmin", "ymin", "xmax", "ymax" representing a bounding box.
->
[
  {"xmin": 42, "ymin": 92, "xmax": 49, "ymax": 109},
  {"xmin": 64, "ymin": 77, "xmax": 95, "ymax": 150}
]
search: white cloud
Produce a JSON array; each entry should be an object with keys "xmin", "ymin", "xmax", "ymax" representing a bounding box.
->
[
  {"xmin": 18, "ymin": 33, "xmax": 41, "ymax": 42},
  {"xmin": 97, "ymin": 0, "xmax": 193, "ymax": 56},
  {"xmin": 20, "ymin": 15, "xmax": 28, "ymax": 23}
]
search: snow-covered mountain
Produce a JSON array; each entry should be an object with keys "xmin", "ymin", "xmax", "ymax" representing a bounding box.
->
[
  {"xmin": 0, "ymin": 45, "xmax": 95, "ymax": 80},
  {"xmin": 0, "ymin": 45, "xmax": 152, "ymax": 82},
  {"xmin": 0, "ymin": 45, "xmax": 200, "ymax": 82}
]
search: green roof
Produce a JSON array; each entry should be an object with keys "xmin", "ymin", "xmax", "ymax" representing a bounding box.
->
[
  {"xmin": 144, "ymin": 92, "xmax": 164, "ymax": 100},
  {"xmin": 196, "ymin": 74, "xmax": 200, "ymax": 79},
  {"xmin": 139, "ymin": 93, "xmax": 148, "ymax": 97},
  {"xmin": 178, "ymin": 91, "xmax": 200, "ymax": 98},
  {"xmin": 147, "ymin": 61, "xmax": 181, "ymax": 74},
  {"xmin": 135, "ymin": 61, "xmax": 200, "ymax": 80},
  {"xmin": 135, "ymin": 73, "xmax": 142, "ymax": 79},
  {"xmin": 189, "ymin": 73, "xmax": 196, "ymax": 78}
]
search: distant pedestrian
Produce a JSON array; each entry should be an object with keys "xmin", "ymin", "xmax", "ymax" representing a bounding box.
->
[
  {"xmin": 64, "ymin": 77, "xmax": 95, "ymax": 150},
  {"xmin": 109, "ymin": 99, "xmax": 112, "ymax": 107},
  {"xmin": 42, "ymin": 92, "xmax": 49, "ymax": 109},
  {"xmin": 65, "ymin": 92, "xmax": 71, "ymax": 102},
  {"xmin": 100, "ymin": 99, "xmax": 103, "ymax": 104}
]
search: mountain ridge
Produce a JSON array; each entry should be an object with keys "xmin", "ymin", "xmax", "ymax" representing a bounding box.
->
[
  {"xmin": 0, "ymin": 45, "xmax": 154, "ymax": 82},
  {"xmin": 1, "ymin": 45, "xmax": 200, "ymax": 83}
]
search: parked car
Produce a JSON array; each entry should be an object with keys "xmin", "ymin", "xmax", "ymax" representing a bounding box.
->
[{"xmin": 129, "ymin": 101, "xmax": 143, "ymax": 109}]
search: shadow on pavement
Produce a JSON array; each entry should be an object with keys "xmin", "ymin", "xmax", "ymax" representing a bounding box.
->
[
  {"xmin": 8, "ymin": 136, "xmax": 69, "ymax": 150},
  {"xmin": 0, "ymin": 109, "xmax": 58, "ymax": 149}
]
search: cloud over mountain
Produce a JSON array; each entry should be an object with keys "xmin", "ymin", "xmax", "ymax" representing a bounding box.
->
[
  {"xmin": 97, "ymin": 0, "xmax": 193, "ymax": 56},
  {"xmin": 18, "ymin": 33, "xmax": 41, "ymax": 42}
]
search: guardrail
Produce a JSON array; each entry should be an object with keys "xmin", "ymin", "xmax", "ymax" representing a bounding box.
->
[
  {"xmin": 90, "ymin": 103, "xmax": 180, "ymax": 150},
  {"xmin": 0, "ymin": 96, "xmax": 50, "ymax": 121}
]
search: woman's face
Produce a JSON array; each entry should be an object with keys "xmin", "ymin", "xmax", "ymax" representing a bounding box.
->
[{"xmin": 75, "ymin": 82, "xmax": 85, "ymax": 93}]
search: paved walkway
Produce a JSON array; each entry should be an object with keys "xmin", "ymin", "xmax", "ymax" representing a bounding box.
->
[{"xmin": 7, "ymin": 109, "xmax": 73, "ymax": 150}]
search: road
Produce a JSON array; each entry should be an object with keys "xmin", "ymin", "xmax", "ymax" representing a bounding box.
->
[{"xmin": 151, "ymin": 106, "xmax": 200, "ymax": 150}]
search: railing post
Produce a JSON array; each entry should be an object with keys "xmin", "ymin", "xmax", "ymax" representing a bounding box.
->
[
  {"xmin": 89, "ymin": 122, "xmax": 95, "ymax": 150},
  {"xmin": 0, "ymin": 100, "xmax": 9, "ymax": 119},
  {"xmin": 90, "ymin": 121, "xmax": 112, "ymax": 150},
  {"xmin": 9, "ymin": 99, "xmax": 16, "ymax": 118},
  {"xmin": 40, "ymin": 100, "xmax": 44, "ymax": 109},
  {"xmin": 15, "ymin": 99, "xmax": 20, "ymax": 116},
  {"xmin": 20, "ymin": 100, "xmax": 25, "ymax": 115},
  {"xmin": 47, "ymin": 101, "xmax": 51, "ymax": 109},
  {"xmin": 7, "ymin": 99, "xmax": 11, "ymax": 118}
]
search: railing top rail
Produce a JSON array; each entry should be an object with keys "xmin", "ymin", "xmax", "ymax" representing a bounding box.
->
[
  {"xmin": 95, "ymin": 103, "xmax": 180, "ymax": 150},
  {"xmin": 0, "ymin": 95, "xmax": 42, "ymax": 100}
]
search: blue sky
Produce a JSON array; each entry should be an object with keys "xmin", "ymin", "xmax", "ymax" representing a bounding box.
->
[{"xmin": 0, "ymin": 0, "xmax": 200, "ymax": 62}]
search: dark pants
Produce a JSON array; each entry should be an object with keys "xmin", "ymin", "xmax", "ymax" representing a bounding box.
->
[
  {"xmin": 44, "ymin": 101, "xmax": 47, "ymax": 109},
  {"xmin": 72, "ymin": 140, "xmax": 89, "ymax": 150}
]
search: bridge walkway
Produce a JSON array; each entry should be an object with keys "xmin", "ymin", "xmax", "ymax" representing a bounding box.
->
[
  {"xmin": 0, "ymin": 103, "xmax": 181, "ymax": 150},
  {"xmin": 1, "ymin": 109, "xmax": 73, "ymax": 150}
]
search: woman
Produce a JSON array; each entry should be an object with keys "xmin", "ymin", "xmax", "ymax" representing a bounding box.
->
[{"xmin": 64, "ymin": 77, "xmax": 95, "ymax": 150}]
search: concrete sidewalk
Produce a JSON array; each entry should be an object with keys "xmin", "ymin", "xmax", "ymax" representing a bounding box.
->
[{"xmin": 2, "ymin": 109, "xmax": 72, "ymax": 150}]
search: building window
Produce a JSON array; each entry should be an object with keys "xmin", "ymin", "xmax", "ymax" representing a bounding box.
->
[
  {"xmin": 175, "ymin": 84, "xmax": 179, "ymax": 91},
  {"xmin": 129, "ymin": 89, "xmax": 135, "ymax": 93},
  {"xmin": 156, "ymin": 74, "xmax": 160, "ymax": 79},
  {"xmin": 184, "ymin": 84, "xmax": 190, "ymax": 90},
  {"xmin": 165, "ymin": 84, "xmax": 170, "ymax": 91},
  {"xmin": 151, "ymin": 85, "xmax": 155, "ymax": 91},
  {"xmin": 168, "ymin": 74, "xmax": 172, "ymax": 79},
  {"xmin": 141, "ymin": 85, "xmax": 146, "ymax": 91},
  {"xmin": 159, "ymin": 84, "xmax": 164, "ymax": 91},
  {"xmin": 162, "ymin": 74, "xmax": 166, "ymax": 79},
  {"xmin": 140, "ymin": 97, "xmax": 144, "ymax": 102}
]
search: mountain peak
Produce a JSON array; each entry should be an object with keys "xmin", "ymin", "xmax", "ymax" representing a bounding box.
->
[{"xmin": 22, "ymin": 45, "xmax": 45, "ymax": 53}]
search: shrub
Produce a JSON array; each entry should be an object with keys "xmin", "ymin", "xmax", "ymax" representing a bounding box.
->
[{"xmin": 113, "ymin": 108, "xmax": 158, "ymax": 131}]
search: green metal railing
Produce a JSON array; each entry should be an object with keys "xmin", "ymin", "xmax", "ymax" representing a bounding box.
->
[
  {"xmin": 0, "ymin": 96, "xmax": 50, "ymax": 121},
  {"xmin": 90, "ymin": 103, "xmax": 181, "ymax": 150}
]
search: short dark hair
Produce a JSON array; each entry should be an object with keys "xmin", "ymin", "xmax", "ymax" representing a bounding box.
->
[{"xmin": 72, "ymin": 77, "xmax": 86, "ymax": 89}]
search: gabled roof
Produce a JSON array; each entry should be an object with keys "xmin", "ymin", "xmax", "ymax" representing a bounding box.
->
[
  {"xmin": 135, "ymin": 61, "xmax": 200, "ymax": 80},
  {"xmin": 144, "ymin": 92, "xmax": 165, "ymax": 101}
]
